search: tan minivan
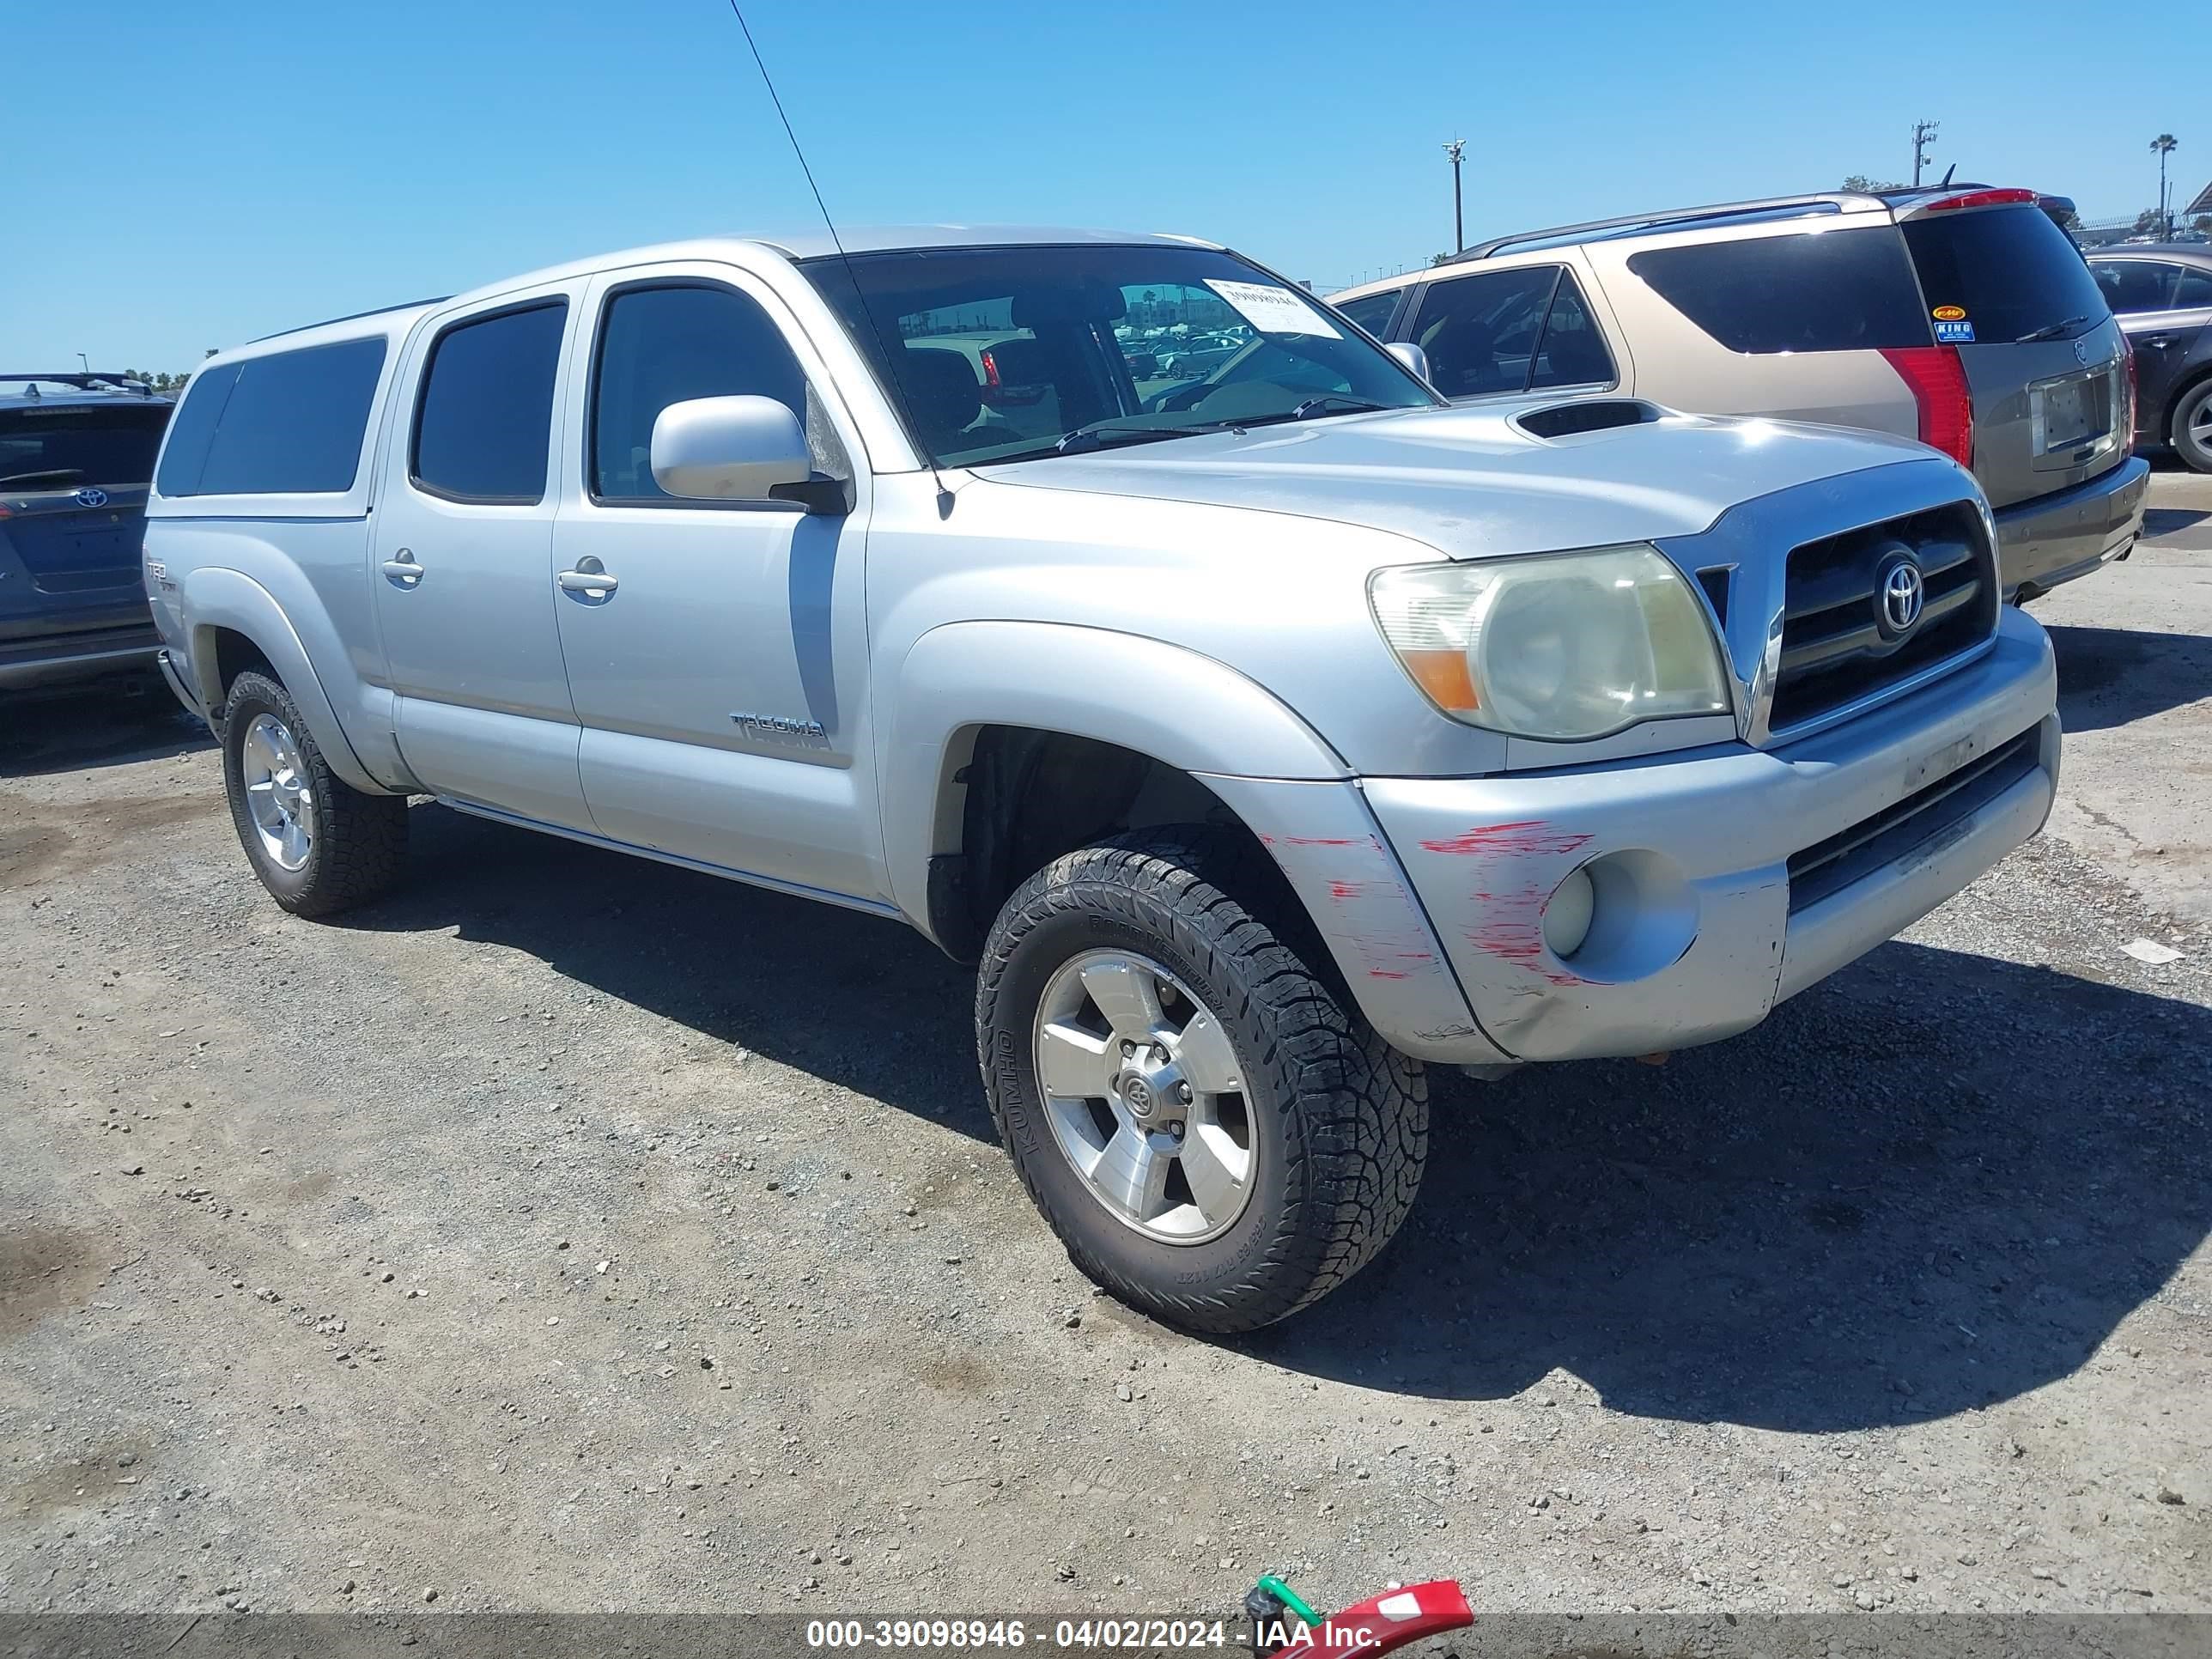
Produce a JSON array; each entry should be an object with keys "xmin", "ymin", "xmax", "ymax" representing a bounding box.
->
[{"xmin": 1331, "ymin": 186, "xmax": 2150, "ymax": 599}]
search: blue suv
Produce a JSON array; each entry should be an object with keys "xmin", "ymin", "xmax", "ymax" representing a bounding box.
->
[{"xmin": 0, "ymin": 373, "xmax": 174, "ymax": 691}]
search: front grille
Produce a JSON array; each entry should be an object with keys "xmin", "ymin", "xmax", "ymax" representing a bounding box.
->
[
  {"xmin": 1768, "ymin": 501, "xmax": 1997, "ymax": 733},
  {"xmin": 1786, "ymin": 725, "xmax": 2041, "ymax": 913}
]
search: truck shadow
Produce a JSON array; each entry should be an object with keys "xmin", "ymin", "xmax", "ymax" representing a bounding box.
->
[
  {"xmin": 0, "ymin": 683, "xmax": 210, "ymax": 778},
  {"xmin": 344, "ymin": 800, "xmax": 992, "ymax": 1141},
  {"xmin": 1243, "ymin": 940, "xmax": 2211, "ymax": 1433},
  {"xmin": 349, "ymin": 802, "xmax": 2209, "ymax": 1436},
  {"xmin": 2048, "ymin": 623, "xmax": 2212, "ymax": 732}
]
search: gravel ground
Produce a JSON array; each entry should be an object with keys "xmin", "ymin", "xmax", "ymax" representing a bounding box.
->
[{"xmin": 3, "ymin": 478, "xmax": 2207, "ymax": 1621}]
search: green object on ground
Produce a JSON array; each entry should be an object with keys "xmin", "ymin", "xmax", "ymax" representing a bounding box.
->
[{"xmin": 1256, "ymin": 1574, "xmax": 1322, "ymax": 1627}]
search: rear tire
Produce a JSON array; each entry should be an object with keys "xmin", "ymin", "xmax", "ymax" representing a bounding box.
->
[
  {"xmin": 2172, "ymin": 377, "xmax": 2212, "ymax": 474},
  {"xmin": 975, "ymin": 827, "xmax": 1427, "ymax": 1334},
  {"xmin": 220, "ymin": 671, "xmax": 407, "ymax": 917}
]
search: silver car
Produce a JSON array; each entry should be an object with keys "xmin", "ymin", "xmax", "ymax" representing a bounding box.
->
[
  {"xmin": 1333, "ymin": 185, "xmax": 2150, "ymax": 600},
  {"xmin": 143, "ymin": 228, "xmax": 2059, "ymax": 1332}
]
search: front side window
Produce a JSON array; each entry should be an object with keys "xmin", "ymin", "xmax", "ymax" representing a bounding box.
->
[
  {"xmin": 155, "ymin": 337, "xmax": 388, "ymax": 497},
  {"xmin": 1628, "ymin": 227, "xmax": 1929, "ymax": 353},
  {"xmin": 412, "ymin": 301, "xmax": 568, "ymax": 504},
  {"xmin": 806, "ymin": 245, "xmax": 1437, "ymax": 468},
  {"xmin": 2093, "ymin": 261, "xmax": 2180, "ymax": 314},
  {"xmin": 591, "ymin": 283, "xmax": 811, "ymax": 501}
]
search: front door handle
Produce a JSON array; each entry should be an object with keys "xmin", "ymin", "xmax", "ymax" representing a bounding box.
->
[
  {"xmin": 557, "ymin": 558, "xmax": 618, "ymax": 598},
  {"xmin": 381, "ymin": 549, "xmax": 422, "ymax": 586}
]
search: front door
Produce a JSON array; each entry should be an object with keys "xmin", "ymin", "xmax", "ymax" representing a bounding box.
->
[
  {"xmin": 550, "ymin": 265, "xmax": 880, "ymax": 904},
  {"xmin": 371, "ymin": 285, "xmax": 592, "ymax": 830}
]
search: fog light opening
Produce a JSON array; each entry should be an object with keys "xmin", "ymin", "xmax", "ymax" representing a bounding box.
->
[{"xmin": 1541, "ymin": 865, "xmax": 1596, "ymax": 959}]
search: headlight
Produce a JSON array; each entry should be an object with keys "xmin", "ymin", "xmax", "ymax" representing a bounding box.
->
[{"xmin": 1369, "ymin": 544, "xmax": 1732, "ymax": 741}]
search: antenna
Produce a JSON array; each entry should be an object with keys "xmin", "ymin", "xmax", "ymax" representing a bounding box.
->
[
  {"xmin": 1938, "ymin": 161, "xmax": 1957, "ymax": 188},
  {"xmin": 725, "ymin": 3, "xmax": 951, "ymax": 506}
]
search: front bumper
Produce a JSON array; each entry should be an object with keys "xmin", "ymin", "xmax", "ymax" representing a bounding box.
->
[
  {"xmin": 0, "ymin": 621, "xmax": 161, "ymax": 691},
  {"xmin": 1358, "ymin": 607, "xmax": 2057, "ymax": 1063},
  {"xmin": 1993, "ymin": 454, "xmax": 2148, "ymax": 599}
]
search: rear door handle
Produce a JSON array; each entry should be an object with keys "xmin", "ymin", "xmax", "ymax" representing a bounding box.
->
[
  {"xmin": 557, "ymin": 562, "xmax": 618, "ymax": 597},
  {"xmin": 380, "ymin": 550, "xmax": 422, "ymax": 586}
]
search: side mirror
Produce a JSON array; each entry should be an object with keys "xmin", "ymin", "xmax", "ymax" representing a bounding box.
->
[
  {"xmin": 650, "ymin": 395, "xmax": 813, "ymax": 501},
  {"xmin": 1385, "ymin": 341, "xmax": 1433, "ymax": 385}
]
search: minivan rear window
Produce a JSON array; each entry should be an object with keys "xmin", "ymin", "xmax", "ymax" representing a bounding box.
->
[
  {"xmin": 1626, "ymin": 227, "xmax": 1929, "ymax": 354},
  {"xmin": 1900, "ymin": 206, "xmax": 2111, "ymax": 345},
  {"xmin": 155, "ymin": 337, "xmax": 389, "ymax": 497}
]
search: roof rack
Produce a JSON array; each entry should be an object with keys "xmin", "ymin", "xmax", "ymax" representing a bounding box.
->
[
  {"xmin": 0, "ymin": 372, "xmax": 157, "ymax": 397},
  {"xmin": 247, "ymin": 296, "xmax": 451, "ymax": 344},
  {"xmin": 1447, "ymin": 192, "xmax": 1879, "ymax": 264}
]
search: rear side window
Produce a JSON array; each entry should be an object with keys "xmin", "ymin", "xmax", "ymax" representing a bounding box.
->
[
  {"xmin": 412, "ymin": 301, "xmax": 568, "ymax": 504},
  {"xmin": 1900, "ymin": 207, "xmax": 2111, "ymax": 344},
  {"xmin": 2179, "ymin": 266, "xmax": 2212, "ymax": 308},
  {"xmin": 1334, "ymin": 290, "xmax": 1402, "ymax": 338},
  {"xmin": 155, "ymin": 337, "xmax": 388, "ymax": 496},
  {"xmin": 1410, "ymin": 266, "xmax": 1614, "ymax": 398},
  {"xmin": 1627, "ymin": 227, "xmax": 1929, "ymax": 353},
  {"xmin": 590, "ymin": 283, "xmax": 807, "ymax": 501},
  {"xmin": 1529, "ymin": 272, "xmax": 1615, "ymax": 389},
  {"xmin": 2, "ymin": 402, "xmax": 171, "ymax": 490}
]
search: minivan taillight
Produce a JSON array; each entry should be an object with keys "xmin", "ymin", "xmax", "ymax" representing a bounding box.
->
[{"xmin": 1879, "ymin": 345, "xmax": 1975, "ymax": 469}]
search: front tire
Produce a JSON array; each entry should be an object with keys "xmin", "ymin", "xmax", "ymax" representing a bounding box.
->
[
  {"xmin": 976, "ymin": 829, "xmax": 1427, "ymax": 1334},
  {"xmin": 220, "ymin": 671, "xmax": 408, "ymax": 917},
  {"xmin": 2172, "ymin": 377, "xmax": 2212, "ymax": 474}
]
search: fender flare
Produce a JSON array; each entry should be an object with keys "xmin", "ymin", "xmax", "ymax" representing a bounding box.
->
[
  {"xmin": 878, "ymin": 620, "xmax": 1349, "ymax": 927},
  {"xmin": 180, "ymin": 567, "xmax": 387, "ymax": 795}
]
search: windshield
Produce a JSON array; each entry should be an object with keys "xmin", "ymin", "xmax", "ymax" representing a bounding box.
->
[
  {"xmin": 0, "ymin": 402, "xmax": 172, "ymax": 489},
  {"xmin": 1899, "ymin": 206, "xmax": 2111, "ymax": 345},
  {"xmin": 805, "ymin": 244, "xmax": 1439, "ymax": 467}
]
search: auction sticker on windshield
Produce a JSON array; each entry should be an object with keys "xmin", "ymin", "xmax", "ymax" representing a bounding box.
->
[{"xmin": 1205, "ymin": 279, "xmax": 1342, "ymax": 338}]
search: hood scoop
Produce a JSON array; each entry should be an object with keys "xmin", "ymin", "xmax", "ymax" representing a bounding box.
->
[{"xmin": 1513, "ymin": 399, "xmax": 1665, "ymax": 440}]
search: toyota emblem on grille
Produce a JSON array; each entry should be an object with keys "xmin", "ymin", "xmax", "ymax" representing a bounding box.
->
[
  {"xmin": 75, "ymin": 487, "xmax": 109, "ymax": 508},
  {"xmin": 1880, "ymin": 558, "xmax": 1926, "ymax": 636}
]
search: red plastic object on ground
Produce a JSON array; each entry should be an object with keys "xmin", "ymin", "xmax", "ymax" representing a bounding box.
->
[{"xmin": 1263, "ymin": 1579, "xmax": 1473, "ymax": 1658}]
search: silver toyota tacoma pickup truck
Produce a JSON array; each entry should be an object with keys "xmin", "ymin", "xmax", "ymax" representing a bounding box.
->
[{"xmin": 143, "ymin": 227, "xmax": 2060, "ymax": 1333}]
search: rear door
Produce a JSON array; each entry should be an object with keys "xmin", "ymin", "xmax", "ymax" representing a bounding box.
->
[
  {"xmin": 0, "ymin": 398, "xmax": 170, "ymax": 647},
  {"xmin": 370, "ymin": 283, "xmax": 594, "ymax": 830},
  {"xmin": 1897, "ymin": 204, "xmax": 2130, "ymax": 507}
]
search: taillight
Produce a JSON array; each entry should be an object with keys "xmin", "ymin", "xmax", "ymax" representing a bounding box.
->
[
  {"xmin": 1923, "ymin": 187, "xmax": 2039, "ymax": 212},
  {"xmin": 2121, "ymin": 344, "xmax": 2137, "ymax": 442},
  {"xmin": 978, "ymin": 349, "xmax": 1002, "ymax": 389},
  {"xmin": 1879, "ymin": 345, "xmax": 1975, "ymax": 469}
]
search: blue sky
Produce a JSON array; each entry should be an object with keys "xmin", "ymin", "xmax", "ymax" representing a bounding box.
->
[{"xmin": 4, "ymin": 0, "xmax": 2203, "ymax": 372}]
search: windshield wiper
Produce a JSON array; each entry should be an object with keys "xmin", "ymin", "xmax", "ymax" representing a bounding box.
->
[
  {"xmin": 0, "ymin": 467, "xmax": 87, "ymax": 488},
  {"xmin": 2015, "ymin": 315, "xmax": 2091, "ymax": 343},
  {"xmin": 1052, "ymin": 417, "xmax": 1246, "ymax": 456},
  {"xmin": 1281, "ymin": 394, "xmax": 1395, "ymax": 422}
]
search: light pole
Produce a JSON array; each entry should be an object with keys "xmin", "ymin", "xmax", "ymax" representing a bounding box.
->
[
  {"xmin": 1443, "ymin": 139, "xmax": 1465, "ymax": 255},
  {"xmin": 76, "ymin": 353, "xmax": 89, "ymax": 374},
  {"xmin": 2152, "ymin": 135, "xmax": 2179, "ymax": 236},
  {"xmin": 1911, "ymin": 119, "xmax": 1940, "ymax": 187}
]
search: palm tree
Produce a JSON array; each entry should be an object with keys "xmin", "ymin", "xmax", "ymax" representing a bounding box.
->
[{"xmin": 2151, "ymin": 134, "xmax": 2179, "ymax": 236}]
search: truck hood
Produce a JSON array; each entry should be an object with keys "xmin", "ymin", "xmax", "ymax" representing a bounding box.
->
[{"xmin": 978, "ymin": 402, "xmax": 1944, "ymax": 557}]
